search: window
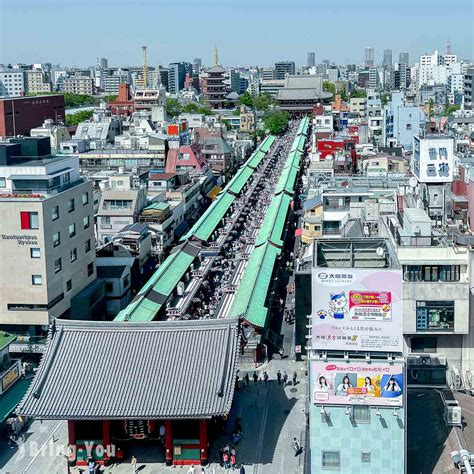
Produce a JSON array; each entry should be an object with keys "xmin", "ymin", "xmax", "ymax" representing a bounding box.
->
[
  {"xmin": 0, "ymin": 177, "xmax": 6, "ymax": 188},
  {"xmin": 406, "ymin": 123, "xmax": 412, "ymax": 130},
  {"xmin": 30, "ymin": 248, "xmax": 41, "ymax": 258},
  {"xmin": 53, "ymin": 231, "xmax": 60, "ymax": 247},
  {"xmin": 105, "ymin": 281, "xmax": 114, "ymax": 292},
  {"xmin": 416, "ymin": 301, "xmax": 454, "ymax": 331},
  {"xmin": 51, "ymin": 205, "xmax": 59, "ymax": 221},
  {"xmin": 353, "ymin": 405, "xmax": 370, "ymax": 423},
  {"xmin": 361, "ymin": 451, "xmax": 371, "ymax": 463},
  {"xmin": 83, "ymin": 215, "xmax": 90, "ymax": 229},
  {"xmin": 20, "ymin": 211, "xmax": 39, "ymax": 230},
  {"xmin": 32, "ymin": 275, "xmax": 42, "ymax": 285},
  {"xmin": 403, "ymin": 265, "xmax": 460, "ymax": 282},
  {"xmin": 85, "ymin": 239, "xmax": 91, "ymax": 253},
  {"xmin": 68, "ymin": 198, "xmax": 75, "ymax": 213},
  {"xmin": 322, "ymin": 451, "xmax": 340, "ymax": 470},
  {"xmin": 411, "ymin": 336, "xmax": 437, "ymax": 353},
  {"xmin": 70, "ymin": 248, "xmax": 77, "ymax": 263},
  {"xmin": 69, "ymin": 223, "xmax": 76, "ymax": 237},
  {"xmin": 87, "ymin": 262, "xmax": 94, "ymax": 276},
  {"xmin": 66, "ymin": 279, "xmax": 72, "ymax": 292},
  {"xmin": 82, "ymin": 192, "xmax": 89, "ymax": 205},
  {"xmin": 54, "ymin": 258, "xmax": 62, "ymax": 273}
]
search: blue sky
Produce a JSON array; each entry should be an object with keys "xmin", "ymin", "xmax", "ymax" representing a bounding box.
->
[{"xmin": 1, "ymin": 0, "xmax": 473, "ymax": 67}]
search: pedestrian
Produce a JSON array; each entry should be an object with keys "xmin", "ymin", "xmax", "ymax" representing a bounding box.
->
[
  {"xmin": 292, "ymin": 371, "xmax": 297, "ymax": 386},
  {"xmin": 187, "ymin": 465, "xmax": 195, "ymax": 474},
  {"xmin": 292, "ymin": 437, "xmax": 300, "ymax": 455},
  {"xmin": 223, "ymin": 451, "xmax": 230, "ymax": 469},
  {"xmin": 277, "ymin": 370, "xmax": 282, "ymax": 385},
  {"xmin": 159, "ymin": 423, "xmax": 165, "ymax": 442},
  {"xmin": 230, "ymin": 453, "xmax": 237, "ymax": 469},
  {"xmin": 263, "ymin": 371, "xmax": 269, "ymax": 385},
  {"xmin": 88, "ymin": 457, "xmax": 95, "ymax": 474},
  {"xmin": 131, "ymin": 454, "xmax": 137, "ymax": 473},
  {"xmin": 244, "ymin": 373, "xmax": 250, "ymax": 386},
  {"xmin": 282, "ymin": 371, "xmax": 288, "ymax": 387},
  {"xmin": 236, "ymin": 375, "xmax": 240, "ymax": 389},
  {"xmin": 253, "ymin": 371, "xmax": 258, "ymax": 383}
]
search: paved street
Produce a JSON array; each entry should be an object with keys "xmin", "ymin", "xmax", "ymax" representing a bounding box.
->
[{"xmin": 0, "ymin": 358, "xmax": 307, "ymax": 474}]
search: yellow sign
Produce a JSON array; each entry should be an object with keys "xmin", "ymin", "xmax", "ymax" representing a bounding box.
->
[{"xmin": 2, "ymin": 365, "xmax": 20, "ymax": 392}]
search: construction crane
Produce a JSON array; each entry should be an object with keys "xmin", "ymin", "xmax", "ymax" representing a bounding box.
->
[{"xmin": 142, "ymin": 45, "xmax": 148, "ymax": 89}]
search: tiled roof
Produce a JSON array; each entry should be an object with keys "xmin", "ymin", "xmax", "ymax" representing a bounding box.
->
[{"xmin": 17, "ymin": 318, "xmax": 240, "ymax": 420}]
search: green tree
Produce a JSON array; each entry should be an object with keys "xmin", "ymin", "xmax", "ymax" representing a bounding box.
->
[
  {"xmin": 182, "ymin": 102, "xmax": 214, "ymax": 115},
  {"xmin": 238, "ymin": 91, "xmax": 254, "ymax": 108},
  {"xmin": 66, "ymin": 110, "xmax": 94, "ymax": 126},
  {"xmin": 428, "ymin": 98, "xmax": 435, "ymax": 120},
  {"xmin": 443, "ymin": 104, "xmax": 460, "ymax": 116},
  {"xmin": 349, "ymin": 88, "xmax": 367, "ymax": 99},
  {"xmin": 337, "ymin": 88, "xmax": 348, "ymax": 101},
  {"xmin": 103, "ymin": 95, "xmax": 118, "ymax": 103},
  {"xmin": 323, "ymin": 81, "xmax": 336, "ymax": 94},
  {"xmin": 263, "ymin": 110, "xmax": 290, "ymax": 135},
  {"xmin": 166, "ymin": 98, "xmax": 183, "ymax": 117},
  {"xmin": 380, "ymin": 93, "xmax": 391, "ymax": 106},
  {"xmin": 253, "ymin": 92, "xmax": 276, "ymax": 111}
]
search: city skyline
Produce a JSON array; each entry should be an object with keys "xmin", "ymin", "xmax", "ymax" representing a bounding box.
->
[{"xmin": 1, "ymin": 0, "xmax": 473, "ymax": 67}]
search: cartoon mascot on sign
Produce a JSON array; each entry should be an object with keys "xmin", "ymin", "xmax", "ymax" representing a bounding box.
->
[{"xmin": 328, "ymin": 292, "xmax": 348, "ymax": 320}]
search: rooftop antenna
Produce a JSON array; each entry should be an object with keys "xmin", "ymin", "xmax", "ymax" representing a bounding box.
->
[
  {"xmin": 142, "ymin": 45, "xmax": 148, "ymax": 88},
  {"xmin": 214, "ymin": 44, "xmax": 219, "ymax": 66}
]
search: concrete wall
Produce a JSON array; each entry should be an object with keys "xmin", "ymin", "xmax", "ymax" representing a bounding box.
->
[{"xmin": 0, "ymin": 181, "xmax": 96, "ymax": 328}]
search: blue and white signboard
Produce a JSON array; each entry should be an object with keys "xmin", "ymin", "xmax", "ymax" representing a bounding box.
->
[{"xmin": 413, "ymin": 136, "xmax": 454, "ymax": 183}]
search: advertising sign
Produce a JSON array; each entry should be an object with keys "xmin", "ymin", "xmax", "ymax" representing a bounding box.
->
[
  {"xmin": 311, "ymin": 268, "xmax": 403, "ymax": 351},
  {"xmin": 1, "ymin": 364, "xmax": 20, "ymax": 393},
  {"xmin": 413, "ymin": 136, "xmax": 454, "ymax": 183},
  {"xmin": 311, "ymin": 360, "xmax": 404, "ymax": 407}
]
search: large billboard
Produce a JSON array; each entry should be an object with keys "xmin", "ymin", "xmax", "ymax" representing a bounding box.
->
[
  {"xmin": 413, "ymin": 136, "xmax": 454, "ymax": 183},
  {"xmin": 311, "ymin": 360, "xmax": 404, "ymax": 407},
  {"xmin": 311, "ymin": 268, "xmax": 403, "ymax": 352}
]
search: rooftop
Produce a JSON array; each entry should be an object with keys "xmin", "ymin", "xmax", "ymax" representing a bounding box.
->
[{"xmin": 17, "ymin": 318, "xmax": 240, "ymax": 420}]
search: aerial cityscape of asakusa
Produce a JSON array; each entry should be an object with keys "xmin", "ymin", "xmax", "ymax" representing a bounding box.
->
[{"xmin": 0, "ymin": 0, "xmax": 473, "ymax": 473}]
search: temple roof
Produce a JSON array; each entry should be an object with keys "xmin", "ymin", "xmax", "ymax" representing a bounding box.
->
[{"xmin": 17, "ymin": 318, "xmax": 240, "ymax": 420}]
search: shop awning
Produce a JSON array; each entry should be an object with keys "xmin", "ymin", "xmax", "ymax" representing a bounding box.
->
[
  {"xmin": 207, "ymin": 186, "xmax": 222, "ymax": 200},
  {"xmin": 1, "ymin": 377, "xmax": 32, "ymax": 423}
]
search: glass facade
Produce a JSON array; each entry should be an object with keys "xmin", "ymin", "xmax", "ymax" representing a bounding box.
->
[{"xmin": 403, "ymin": 265, "xmax": 460, "ymax": 282}]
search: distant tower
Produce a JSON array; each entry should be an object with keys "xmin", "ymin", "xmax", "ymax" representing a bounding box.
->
[
  {"xmin": 214, "ymin": 44, "xmax": 219, "ymax": 66},
  {"xmin": 446, "ymin": 38, "xmax": 452, "ymax": 55},
  {"xmin": 142, "ymin": 45, "xmax": 148, "ymax": 88},
  {"xmin": 364, "ymin": 47, "xmax": 374, "ymax": 68},
  {"xmin": 307, "ymin": 52, "xmax": 316, "ymax": 68}
]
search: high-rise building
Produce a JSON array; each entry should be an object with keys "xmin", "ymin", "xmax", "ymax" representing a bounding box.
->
[
  {"xmin": 364, "ymin": 47, "xmax": 375, "ymax": 68},
  {"xmin": 0, "ymin": 70, "xmax": 25, "ymax": 97},
  {"xmin": 193, "ymin": 58, "xmax": 202, "ymax": 75},
  {"xmin": 274, "ymin": 61, "xmax": 295, "ymax": 80},
  {"xmin": 0, "ymin": 137, "xmax": 98, "ymax": 338},
  {"xmin": 261, "ymin": 67, "xmax": 275, "ymax": 81},
  {"xmin": 383, "ymin": 49, "xmax": 392, "ymax": 68},
  {"xmin": 307, "ymin": 52, "xmax": 316, "ymax": 68},
  {"xmin": 168, "ymin": 62, "xmax": 186, "ymax": 95},
  {"xmin": 399, "ymin": 51, "xmax": 409, "ymax": 66},
  {"xmin": 99, "ymin": 57, "xmax": 108, "ymax": 69}
]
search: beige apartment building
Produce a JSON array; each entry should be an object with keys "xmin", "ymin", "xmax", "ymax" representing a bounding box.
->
[{"xmin": 0, "ymin": 137, "xmax": 96, "ymax": 335}]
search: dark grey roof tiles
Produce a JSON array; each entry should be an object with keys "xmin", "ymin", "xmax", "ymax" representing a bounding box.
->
[{"xmin": 17, "ymin": 318, "xmax": 240, "ymax": 420}]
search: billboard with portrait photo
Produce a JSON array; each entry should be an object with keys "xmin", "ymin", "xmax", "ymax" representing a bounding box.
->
[{"xmin": 311, "ymin": 360, "xmax": 404, "ymax": 407}]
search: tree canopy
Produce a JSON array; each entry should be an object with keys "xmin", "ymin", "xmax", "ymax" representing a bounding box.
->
[
  {"xmin": 237, "ymin": 92, "xmax": 276, "ymax": 111},
  {"xmin": 263, "ymin": 110, "xmax": 290, "ymax": 135},
  {"xmin": 66, "ymin": 110, "xmax": 93, "ymax": 126},
  {"xmin": 349, "ymin": 89, "xmax": 367, "ymax": 99},
  {"xmin": 323, "ymin": 81, "xmax": 336, "ymax": 94},
  {"xmin": 166, "ymin": 98, "xmax": 214, "ymax": 117}
]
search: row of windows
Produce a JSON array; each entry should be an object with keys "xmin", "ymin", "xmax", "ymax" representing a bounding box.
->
[
  {"xmin": 52, "ymin": 219, "xmax": 90, "ymax": 248},
  {"xmin": 321, "ymin": 450, "xmax": 371, "ymax": 470},
  {"xmin": 19, "ymin": 193, "xmax": 90, "ymax": 231},
  {"xmin": 32, "ymin": 262, "xmax": 94, "ymax": 286},
  {"xmin": 31, "ymin": 239, "xmax": 91, "ymax": 262},
  {"xmin": 403, "ymin": 265, "xmax": 460, "ymax": 282}
]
